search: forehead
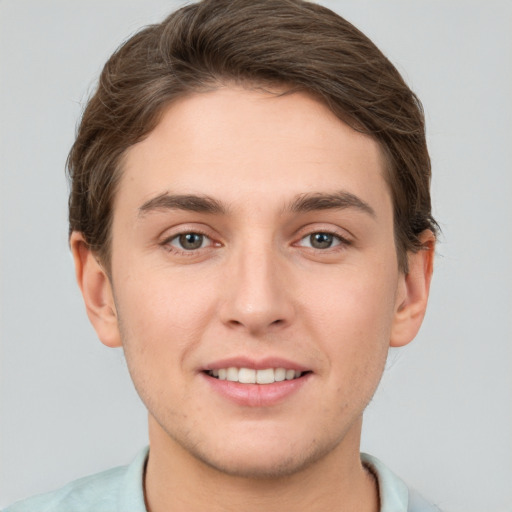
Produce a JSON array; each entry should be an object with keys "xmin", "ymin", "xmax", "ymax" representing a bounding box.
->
[{"xmin": 117, "ymin": 87, "xmax": 391, "ymax": 217}]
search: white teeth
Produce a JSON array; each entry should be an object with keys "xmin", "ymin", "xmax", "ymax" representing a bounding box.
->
[
  {"xmin": 226, "ymin": 367, "xmax": 238, "ymax": 381},
  {"xmin": 238, "ymin": 368, "xmax": 256, "ymax": 384},
  {"xmin": 285, "ymin": 369, "xmax": 296, "ymax": 380},
  {"xmin": 274, "ymin": 367, "xmax": 286, "ymax": 382},
  {"xmin": 256, "ymin": 368, "xmax": 275, "ymax": 384},
  {"xmin": 209, "ymin": 367, "xmax": 304, "ymax": 384}
]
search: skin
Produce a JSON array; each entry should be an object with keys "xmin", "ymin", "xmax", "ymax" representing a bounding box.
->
[{"xmin": 71, "ymin": 87, "xmax": 434, "ymax": 512}]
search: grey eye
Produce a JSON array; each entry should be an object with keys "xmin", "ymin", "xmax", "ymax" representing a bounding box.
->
[
  {"xmin": 171, "ymin": 233, "xmax": 208, "ymax": 250},
  {"xmin": 299, "ymin": 232, "xmax": 341, "ymax": 249}
]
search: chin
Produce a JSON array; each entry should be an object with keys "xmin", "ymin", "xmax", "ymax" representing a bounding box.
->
[{"xmin": 177, "ymin": 428, "xmax": 338, "ymax": 480}]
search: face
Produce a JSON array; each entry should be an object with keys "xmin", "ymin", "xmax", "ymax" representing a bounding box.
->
[{"xmin": 82, "ymin": 87, "xmax": 423, "ymax": 478}]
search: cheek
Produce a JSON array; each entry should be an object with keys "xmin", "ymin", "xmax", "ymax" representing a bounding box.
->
[
  {"xmin": 300, "ymin": 266, "xmax": 397, "ymax": 384},
  {"xmin": 113, "ymin": 272, "xmax": 215, "ymax": 416},
  {"xmin": 305, "ymin": 267, "xmax": 397, "ymax": 337},
  {"xmin": 119, "ymin": 259, "xmax": 215, "ymax": 324},
  {"xmin": 113, "ymin": 267, "xmax": 219, "ymax": 373}
]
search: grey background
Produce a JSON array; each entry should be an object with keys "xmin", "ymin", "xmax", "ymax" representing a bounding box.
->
[{"xmin": 1, "ymin": 1, "xmax": 511, "ymax": 510}]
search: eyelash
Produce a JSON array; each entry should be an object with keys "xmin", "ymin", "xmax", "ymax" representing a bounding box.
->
[
  {"xmin": 162, "ymin": 230, "xmax": 217, "ymax": 255},
  {"xmin": 296, "ymin": 231, "xmax": 351, "ymax": 251},
  {"xmin": 161, "ymin": 229, "xmax": 351, "ymax": 256}
]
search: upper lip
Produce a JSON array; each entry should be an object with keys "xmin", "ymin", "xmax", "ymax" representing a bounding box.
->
[{"xmin": 202, "ymin": 356, "xmax": 310, "ymax": 372}]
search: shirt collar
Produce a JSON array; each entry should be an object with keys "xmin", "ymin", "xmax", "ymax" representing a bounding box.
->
[
  {"xmin": 118, "ymin": 446, "xmax": 149, "ymax": 512},
  {"xmin": 361, "ymin": 453, "xmax": 409, "ymax": 512}
]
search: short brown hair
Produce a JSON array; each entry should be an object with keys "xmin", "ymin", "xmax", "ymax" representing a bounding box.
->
[{"xmin": 68, "ymin": 0, "xmax": 437, "ymax": 272}]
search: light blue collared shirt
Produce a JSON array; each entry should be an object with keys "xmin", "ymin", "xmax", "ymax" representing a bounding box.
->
[{"xmin": 3, "ymin": 448, "xmax": 441, "ymax": 511}]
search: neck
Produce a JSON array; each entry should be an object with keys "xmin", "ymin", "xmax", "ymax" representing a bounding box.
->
[{"xmin": 144, "ymin": 416, "xmax": 379, "ymax": 512}]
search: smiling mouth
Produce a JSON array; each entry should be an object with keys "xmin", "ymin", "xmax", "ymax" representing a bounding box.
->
[{"xmin": 205, "ymin": 367, "xmax": 309, "ymax": 384}]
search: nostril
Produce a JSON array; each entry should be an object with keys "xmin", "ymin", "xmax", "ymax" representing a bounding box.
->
[{"xmin": 225, "ymin": 317, "xmax": 286, "ymax": 336}]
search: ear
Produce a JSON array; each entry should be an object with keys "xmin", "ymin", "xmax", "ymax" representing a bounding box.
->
[
  {"xmin": 70, "ymin": 232, "xmax": 122, "ymax": 348},
  {"xmin": 390, "ymin": 230, "xmax": 435, "ymax": 347}
]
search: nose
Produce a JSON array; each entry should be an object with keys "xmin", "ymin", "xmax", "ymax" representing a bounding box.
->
[{"xmin": 219, "ymin": 241, "xmax": 295, "ymax": 336}]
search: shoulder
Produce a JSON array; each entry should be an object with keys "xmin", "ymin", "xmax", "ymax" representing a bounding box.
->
[
  {"xmin": 3, "ymin": 448, "xmax": 148, "ymax": 512},
  {"xmin": 4, "ymin": 466, "xmax": 124, "ymax": 512},
  {"xmin": 361, "ymin": 453, "xmax": 443, "ymax": 512}
]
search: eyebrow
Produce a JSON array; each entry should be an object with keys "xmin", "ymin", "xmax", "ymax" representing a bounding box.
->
[
  {"xmin": 286, "ymin": 191, "xmax": 376, "ymax": 218},
  {"xmin": 138, "ymin": 190, "xmax": 375, "ymax": 218},
  {"xmin": 138, "ymin": 193, "xmax": 227, "ymax": 216}
]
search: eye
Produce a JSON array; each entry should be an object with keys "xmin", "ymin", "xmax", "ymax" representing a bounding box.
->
[
  {"xmin": 168, "ymin": 232, "xmax": 211, "ymax": 251},
  {"xmin": 298, "ymin": 232, "xmax": 343, "ymax": 249}
]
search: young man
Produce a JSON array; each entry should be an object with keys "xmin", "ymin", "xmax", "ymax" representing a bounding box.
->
[{"xmin": 5, "ymin": 0, "xmax": 439, "ymax": 510}]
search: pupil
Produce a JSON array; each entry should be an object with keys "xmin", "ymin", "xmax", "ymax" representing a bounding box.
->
[
  {"xmin": 311, "ymin": 233, "xmax": 333, "ymax": 249},
  {"xmin": 180, "ymin": 233, "xmax": 203, "ymax": 250}
]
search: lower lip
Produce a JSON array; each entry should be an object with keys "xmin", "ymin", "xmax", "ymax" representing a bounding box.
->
[{"xmin": 202, "ymin": 372, "xmax": 311, "ymax": 407}]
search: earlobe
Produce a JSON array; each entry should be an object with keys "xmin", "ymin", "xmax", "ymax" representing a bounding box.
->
[
  {"xmin": 390, "ymin": 230, "xmax": 435, "ymax": 347},
  {"xmin": 70, "ymin": 232, "xmax": 122, "ymax": 348}
]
